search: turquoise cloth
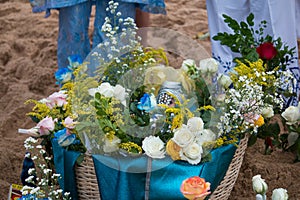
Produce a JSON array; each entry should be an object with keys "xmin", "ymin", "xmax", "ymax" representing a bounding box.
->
[
  {"xmin": 52, "ymin": 139, "xmax": 236, "ymax": 199},
  {"xmin": 51, "ymin": 140, "xmax": 81, "ymax": 200},
  {"xmin": 92, "ymin": 144, "xmax": 237, "ymax": 200}
]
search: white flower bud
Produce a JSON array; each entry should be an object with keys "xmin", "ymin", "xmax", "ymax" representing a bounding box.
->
[
  {"xmin": 199, "ymin": 58, "xmax": 218, "ymax": 74},
  {"xmin": 272, "ymin": 188, "xmax": 288, "ymax": 200},
  {"xmin": 217, "ymin": 74, "xmax": 232, "ymax": 89},
  {"xmin": 261, "ymin": 107, "xmax": 274, "ymax": 119},
  {"xmin": 281, "ymin": 106, "xmax": 300, "ymax": 125},
  {"xmin": 181, "ymin": 59, "xmax": 196, "ymax": 72},
  {"xmin": 252, "ymin": 175, "xmax": 268, "ymax": 195}
]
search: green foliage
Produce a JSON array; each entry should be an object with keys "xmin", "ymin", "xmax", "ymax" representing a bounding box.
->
[{"xmin": 213, "ymin": 13, "xmax": 296, "ymax": 71}]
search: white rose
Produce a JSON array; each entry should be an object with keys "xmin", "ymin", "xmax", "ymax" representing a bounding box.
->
[
  {"xmin": 217, "ymin": 74, "xmax": 232, "ymax": 89},
  {"xmin": 113, "ymin": 84, "xmax": 127, "ymax": 106},
  {"xmin": 272, "ymin": 188, "xmax": 288, "ymax": 200},
  {"xmin": 199, "ymin": 58, "xmax": 218, "ymax": 74},
  {"xmin": 197, "ymin": 129, "xmax": 217, "ymax": 145},
  {"xmin": 287, "ymin": 132, "xmax": 299, "ymax": 147},
  {"xmin": 281, "ymin": 106, "xmax": 300, "ymax": 125},
  {"xmin": 98, "ymin": 82, "xmax": 114, "ymax": 97},
  {"xmin": 172, "ymin": 125, "xmax": 195, "ymax": 147},
  {"xmin": 181, "ymin": 59, "xmax": 196, "ymax": 72},
  {"xmin": 142, "ymin": 136, "xmax": 165, "ymax": 159},
  {"xmin": 88, "ymin": 87, "xmax": 100, "ymax": 97},
  {"xmin": 252, "ymin": 175, "xmax": 268, "ymax": 195},
  {"xmin": 103, "ymin": 136, "xmax": 121, "ymax": 153},
  {"xmin": 261, "ymin": 107, "xmax": 274, "ymax": 119},
  {"xmin": 187, "ymin": 117, "xmax": 204, "ymax": 133},
  {"xmin": 180, "ymin": 142, "xmax": 203, "ymax": 165}
]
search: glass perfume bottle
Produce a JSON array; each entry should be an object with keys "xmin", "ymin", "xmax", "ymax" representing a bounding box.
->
[{"xmin": 156, "ymin": 81, "xmax": 184, "ymax": 106}]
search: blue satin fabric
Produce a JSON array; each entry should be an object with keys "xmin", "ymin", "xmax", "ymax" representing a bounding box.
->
[
  {"xmin": 92, "ymin": 144, "xmax": 237, "ymax": 200},
  {"xmin": 51, "ymin": 140, "xmax": 81, "ymax": 200},
  {"xmin": 52, "ymin": 139, "xmax": 236, "ymax": 200}
]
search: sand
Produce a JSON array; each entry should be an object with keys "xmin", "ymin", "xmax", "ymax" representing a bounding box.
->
[{"xmin": 0, "ymin": 0, "xmax": 299, "ymax": 199}]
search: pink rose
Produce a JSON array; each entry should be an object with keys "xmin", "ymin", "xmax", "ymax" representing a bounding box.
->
[
  {"xmin": 63, "ymin": 116, "xmax": 76, "ymax": 129},
  {"xmin": 46, "ymin": 91, "xmax": 68, "ymax": 109},
  {"xmin": 256, "ymin": 42, "xmax": 277, "ymax": 60},
  {"xmin": 36, "ymin": 117, "xmax": 55, "ymax": 135},
  {"xmin": 180, "ymin": 176, "xmax": 211, "ymax": 200}
]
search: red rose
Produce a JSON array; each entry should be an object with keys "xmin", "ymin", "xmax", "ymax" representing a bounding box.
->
[{"xmin": 256, "ymin": 42, "xmax": 277, "ymax": 60}]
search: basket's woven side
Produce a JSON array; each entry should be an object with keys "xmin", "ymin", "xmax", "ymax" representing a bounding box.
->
[
  {"xmin": 75, "ymin": 153, "xmax": 101, "ymax": 199},
  {"xmin": 209, "ymin": 136, "xmax": 249, "ymax": 200}
]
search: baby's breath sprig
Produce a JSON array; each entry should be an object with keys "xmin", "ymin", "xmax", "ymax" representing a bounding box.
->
[{"xmin": 22, "ymin": 137, "xmax": 70, "ymax": 199}]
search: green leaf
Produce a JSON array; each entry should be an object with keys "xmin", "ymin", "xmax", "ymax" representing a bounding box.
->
[
  {"xmin": 259, "ymin": 123, "xmax": 280, "ymax": 138},
  {"xmin": 248, "ymin": 134, "xmax": 257, "ymax": 146},
  {"xmin": 223, "ymin": 14, "xmax": 240, "ymax": 32},
  {"xmin": 246, "ymin": 13, "xmax": 254, "ymax": 26}
]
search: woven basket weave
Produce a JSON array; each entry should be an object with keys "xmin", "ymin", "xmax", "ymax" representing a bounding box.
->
[{"xmin": 75, "ymin": 136, "xmax": 248, "ymax": 200}]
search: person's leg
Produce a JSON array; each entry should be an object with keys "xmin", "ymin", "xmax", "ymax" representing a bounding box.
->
[
  {"xmin": 135, "ymin": 8, "xmax": 150, "ymax": 28},
  {"xmin": 57, "ymin": 1, "xmax": 92, "ymax": 69},
  {"xmin": 206, "ymin": 0, "xmax": 249, "ymax": 74},
  {"xmin": 92, "ymin": 0, "xmax": 137, "ymax": 48}
]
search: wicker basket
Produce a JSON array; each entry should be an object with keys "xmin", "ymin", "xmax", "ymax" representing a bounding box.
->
[
  {"xmin": 208, "ymin": 136, "xmax": 248, "ymax": 200},
  {"xmin": 75, "ymin": 136, "xmax": 248, "ymax": 200}
]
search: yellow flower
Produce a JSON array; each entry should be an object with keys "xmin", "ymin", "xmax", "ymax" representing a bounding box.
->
[
  {"xmin": 106, "ymin": 131, "xmax": 115, "ymax": 141},
  {"xmin": 166, "ymin": 140, "xmax": 181, "ymax": 160},
  {"xmin": 198, "ymin": 105, "xmax": 216, "ymax": 112},
  {"xmin": 119, "ymin": 142, "xmax": 142, "ymax": 154},
  {"xmin": 215, "ymin": 138, "xmax": 224, "ymax": 147},
  {"xmin": 254, "ymin": 115, "xmax": 265, "ymax": 127},
  {"xmin": 230, "ymin": 59, "xmax": 277, "ymax": 89}
]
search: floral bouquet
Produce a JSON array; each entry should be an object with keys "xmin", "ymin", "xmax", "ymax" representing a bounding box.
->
[
  {"xmin": 213, "ymin": 13, "xmax": 297, "ymax": 73},
  {"xmin": 18, "ymin": 3, "xmax": 298, "ymax": 199},
  {"xmin": 213, "ymin": 13, "xmax": 299, "ymax": 160}
]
